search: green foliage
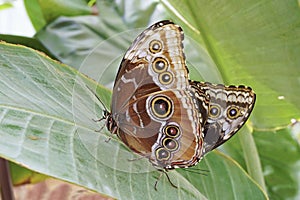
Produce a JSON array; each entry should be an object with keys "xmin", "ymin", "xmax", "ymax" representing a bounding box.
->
[
  {"xmin": 9, "ymin": 162, "xmax": 47, "ymax": 185},
  {"xmin": 0, "ymin": 0, "xmax": 299, "ymax": 199},
  {"xmin": 24, "ymin": 0, "xmax": 92, "ymax": 31},
  {"xmin": 0, "ymin": 2, "xmax": 12, "ymax": 11}
]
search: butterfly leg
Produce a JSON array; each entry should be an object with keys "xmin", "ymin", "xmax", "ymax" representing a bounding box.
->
[
  {"xmin": 105, "ymin": 136, "xmax": 112, "ymax": 143},
  {"xmin": 127, "ymin": 155, "xmax": 146, "ymax": 162},
  {"xmin": 92, "ymin": 115, "xmax": 106, "ymax": 132},
  {"xmin": 154, "ymin": 169, "xmax": 177, "ymax": 191},
  {"xmin": 104, "ymin": 125, "xmax": 118, "ymax": 142},
  {"xmin": 92, "ymin": 117, "xmax": 113, "ymax": 142},
  {"xmin": 92, "ymin": 116, "xmax": 106, "ymax": 122}
]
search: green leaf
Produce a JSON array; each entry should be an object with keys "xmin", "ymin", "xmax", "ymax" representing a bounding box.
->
[
  {"xmin": 0, "ymin": 2, "xmax": 12, "ymax": 11},
  {"xmin": 35, "ymin": 16, "xmax": 116, "ymax": 71},
  {"xmin": 38, "ymin": 0, "xmax": 92, "ymax": 23},
  {"xmin": 0, "ymin": 42, "xmax": 267, "ymax": 199},
  {"xmin": 24, "ymin": 0, "xmax": 47, "ymax": 31},
  {"xmin": 238, "ymin": 126, "xmax": 266, "ymax": 191},
  {"xmin": 0, "ymin": 34, "xmax": 55, "ymax": 59},
  {"xmin": 9, "ymin": 162, "xmax": 47, "ymax": 185},
  {"xmin": 254, "ymin": 128, "xmax": 300, "ymax": 200},
  {"xmin": 0, "ymin": 34, "xmax": 58, "ymax": 183},
  {"xmin": 179, "ymin": 152, "xmax": 268, "ymax": 200},
  {"xmin": 24, "ymin": 0, "xmax": 94, "ymax": 32},
  {"xmin": 222, "ymin": 126, "xmax": 300, "ymax": 200}
]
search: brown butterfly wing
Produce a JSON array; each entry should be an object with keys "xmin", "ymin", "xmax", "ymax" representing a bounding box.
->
[
  {"xmin": 112, "ymin": 20, "xmax": 188, "ymax": 113},
  {"xmin": 110, "ymin": 21, "xmax": 203, "ymax": 169},
  {"xmin": 190, "ymin": 81, "xmax": 256, "ymax": 153}
]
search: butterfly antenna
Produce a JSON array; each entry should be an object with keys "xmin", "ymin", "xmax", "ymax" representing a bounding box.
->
[
  {"xmin": 86, "ymin": 85, "xmax": 109, "ymax": 113},
  {"xmin": 154, "ymin": 170, "xmax": 177, "ymax": 191},
  {"xmin": 85, "ymin": 85, "xmax": 111, "ymax": 140}
]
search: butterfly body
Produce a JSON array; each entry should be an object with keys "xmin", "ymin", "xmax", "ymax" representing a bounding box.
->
[{"xmin": 104, "ymin": 20, "xmax": 256, "ymax": 170}]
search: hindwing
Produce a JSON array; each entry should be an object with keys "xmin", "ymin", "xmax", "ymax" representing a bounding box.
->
[{"xmin": 190, "ymin": 81, "xmax": 256, "ymax": 153}]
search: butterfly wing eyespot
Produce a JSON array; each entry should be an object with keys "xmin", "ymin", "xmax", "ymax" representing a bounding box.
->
[
  {"xmin": 164, "ymin": 125, "xmax": 180, "ymax": 138},
  {"xmin": 156, "ymin": 148, "xmax": 171, "ymax": 161},
  {"xmin": 158, "ymin": 71, "xmax": 173, "ymax": 85},
  {"xmin": 149, "ymin": 40, "xmax": 163, "ymax": 54},
  {"xmin": 209, "ymin": 105, "xmax": 221, "ymax": 118},
  {"xmin": 227, "ymin": 106, "xmax": 241, "ymax": 119},
  {"xmin": 150, "ymin": 95, "xmax": 173, "ymax": 119},
  {"xmin": 152, "ymin": 57, "xmax": 168, "ymax": 73},
  {"xmin": 162, "ymin": 138, "xmax": 179, "ymax": 151}
]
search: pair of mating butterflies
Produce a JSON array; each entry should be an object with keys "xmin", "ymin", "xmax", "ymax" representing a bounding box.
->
[{"xmin": 101, "ymin": 20, "xmax": 255, "ymax": 173}]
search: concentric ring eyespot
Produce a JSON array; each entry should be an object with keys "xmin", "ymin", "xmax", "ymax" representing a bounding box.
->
[
  {"xmin": 149, "ymin": 40, "xmax": 163, "ymax": 53},
  {"xmin": 152, "ymin": 57, "xmax": 168, "ymax": 73},
  {"xmin": 227, "ymin": 106, "xmax": 240, "ymax": 119},
  {"xmin": 163, "ymin": 138, "xmax": 179, "ymax": 151},
  {"xmin": 156, "ymin": 148, "xmax": 170, "ymax": 161},
  {"xmin": 150, "ymin": 96, "xmax": 172, "ymax": 119},
  {"xmin": 209, "ymin": 105, "xmax": 221, "ymax": 118},
  {"xmin": 164, "ymin": 125, "xmax": 180, "ymax": 138},
  {"xmin": 158, "ymin": 71, "xmax": 173, "ymax": 85}
]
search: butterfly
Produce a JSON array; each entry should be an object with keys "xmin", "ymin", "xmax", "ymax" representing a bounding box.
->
[{"xmin": 100, "ymin": 20, "xmax": 256, "ymax": 188}]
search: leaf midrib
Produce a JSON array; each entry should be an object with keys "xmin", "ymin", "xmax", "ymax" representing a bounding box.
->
[{"xmin": 0, "ymin": 104, "xmax": 92, "ymax": 131}]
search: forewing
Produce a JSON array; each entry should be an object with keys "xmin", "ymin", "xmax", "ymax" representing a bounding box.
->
[
  {"xmin": 110, "ymin": 21, "xmax": 203, "ymax": 168},
  {"xmin": 111, "ymin": 20, "xmax": 188, "ymax": 114}
]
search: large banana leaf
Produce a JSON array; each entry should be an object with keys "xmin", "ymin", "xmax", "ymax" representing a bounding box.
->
[{"xmin": 0, "ymin": 42, "xmax": 267, "ymax": 199}]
